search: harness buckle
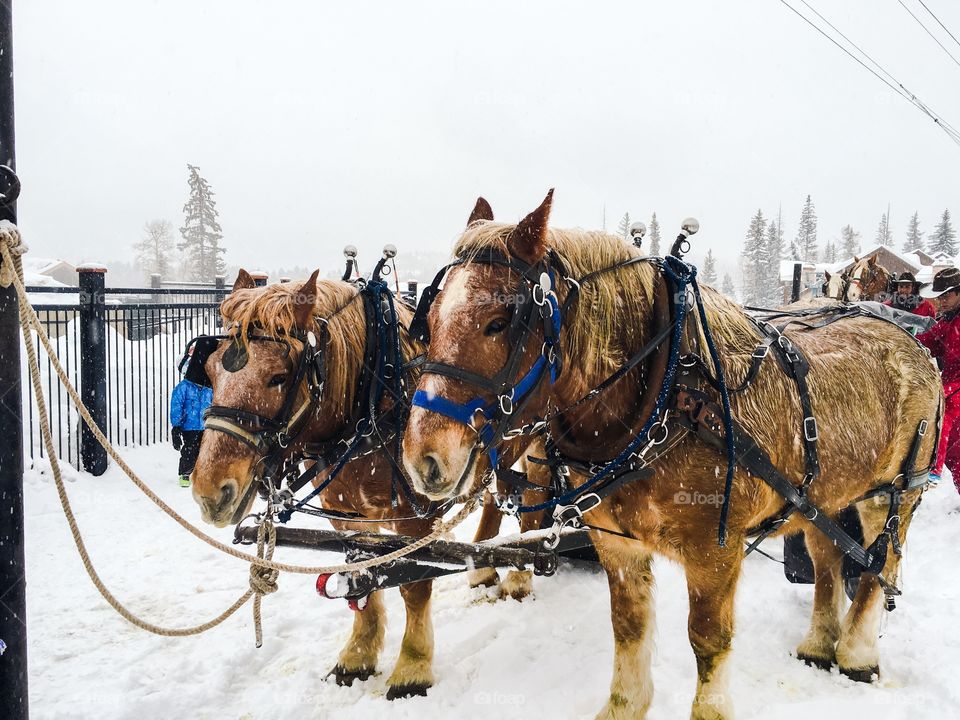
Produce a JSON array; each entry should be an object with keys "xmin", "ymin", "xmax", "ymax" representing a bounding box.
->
[
  {"xmin": 532, "ymin": 283, "xmax": 547, "ymax": 307},
  {"xmin": 803, "ymin": 417, "xmax": 819, "ymax": 442},
  {"xmin": 543, "ymin": 493, "xmax": 602, "ymax": 550},
  {"xmin": 752, "ymin": 344, "xmax": 770, "ymax": 360},
  {"xmin": 918, "ymin": 419, "xmax": 928, "ymax": 436},
  {"xmin": 495, "ymin": 492, "xmax": 522, "ymax": 517}
]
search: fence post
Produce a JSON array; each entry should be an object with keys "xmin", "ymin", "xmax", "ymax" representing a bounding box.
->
[
  {"xmin": 0, "ymin": 2, "xmax": 28, "ymax": 718},
  {"xmin": 250, "ymin": 270, "xmax": 268, "ymax": 287},
  {"xmin": 791, "ymin": 263, "xmax": 802, "ymax": 303},
  {"xmin": 150, "ymin": 272, "xmax": 161, "ymax": 304},
  {"xmin": 78, "ymin": 264, "xmax": 108, "ymax": 476}
]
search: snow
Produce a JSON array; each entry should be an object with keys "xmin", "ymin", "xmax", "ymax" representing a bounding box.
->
[{"xmin": 24, "ymin": 447, "xmax": 960, "ymax": 719}]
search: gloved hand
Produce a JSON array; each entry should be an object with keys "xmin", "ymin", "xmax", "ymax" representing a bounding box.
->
[{"xmin": 172, "ymin": 426, "xmax": 183, "ymax": 451}]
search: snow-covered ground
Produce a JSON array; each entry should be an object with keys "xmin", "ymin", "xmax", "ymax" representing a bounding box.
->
[{"xmin": 25, "ymin": 446, "xmax": 960, "ymax": 719}]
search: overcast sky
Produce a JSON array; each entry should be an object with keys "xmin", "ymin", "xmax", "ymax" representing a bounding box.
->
[{"xmin": 10, "ymin": 0, "xmax": 960, "ymax": 278}]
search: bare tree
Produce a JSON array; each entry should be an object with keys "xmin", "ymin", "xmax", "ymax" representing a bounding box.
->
[{"xmin": 134, "ymin": 219, "xmax": 175, "ymax": 281}]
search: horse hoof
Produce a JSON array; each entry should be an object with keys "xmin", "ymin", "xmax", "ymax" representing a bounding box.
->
[
  {"xmin": 468, "ymin": 567, "xmax": 500, "ymax": 589},
  {"xmin": 329, "ymin": 665, "xmax": 375, "ymax": 686},
  {"xmin": 386, "ymin": 683, "xmax": 430, "ymax": 700},
  {"xmin": 840, "ymin": 665, "xmax": 880, "ymax": 683},
  {"xmin": 797, "ymin": 652, "xmax": 835, "ymax": 671}
]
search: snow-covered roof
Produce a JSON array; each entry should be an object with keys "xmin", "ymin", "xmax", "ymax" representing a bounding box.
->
[
  {"xmin": 22, "ymin": 256, "xmax": 74, "ymax": 275},
  {"xmin": 778, "ymin": 259, "xmax": 817, "ymax": 282},
  {"xmin": 834, "ymin": 243, "xmax": 921, "ymax": 273}
]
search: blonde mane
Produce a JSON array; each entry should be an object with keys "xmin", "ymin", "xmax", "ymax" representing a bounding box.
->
[
  {"xmin": 219, "ymin": 279, "xmax": 419, "ymax": 422},
  {"xmin": 452, "ymin": 222, "xmax": 765, "ymax": 386}
]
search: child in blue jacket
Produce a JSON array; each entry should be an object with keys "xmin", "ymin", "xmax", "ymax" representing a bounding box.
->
[{"xmin": 170, "ymin": 344, "xmax": 214, "ymax": 487}]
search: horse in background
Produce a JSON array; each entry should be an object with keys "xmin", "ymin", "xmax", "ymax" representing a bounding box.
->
[
  {"xmin": 402, "ymin": 192, "xmax": 940, "ymax": 719},
  {"xmin": 823, "ymin": 256, "xmax": 892, "ymax": 302}
]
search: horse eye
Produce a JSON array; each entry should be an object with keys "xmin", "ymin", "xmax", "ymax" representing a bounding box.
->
[
  {"xmin": 484, "ymin": 318, "xmax": 509, "ymax": 336},
  {"xmin": 267, "ymin": 374, "xmax": 287, "ymax": 387}
]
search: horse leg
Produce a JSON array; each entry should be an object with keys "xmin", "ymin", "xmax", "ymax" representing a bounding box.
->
[
  {"xmin": 469, "ymin": 492, "xmax": 503, "ymax": 589},
  {"xmin": 386, "ymin": 579, "xmax": 435, "ymax": 699},
  {"xmin": 685, "ymin": 545, "xmax": 742, "ymax": 720},
  {"xmin": 593, "ymin": 536, "xmax": 656, "ymax": 720},
  {"xmin": 329, "ymin": 590, "xmax": 386, "ymax": 685},
  {"xmin": 795, "ymin": 528, "xmax": 845, "ymax": 669},
  {"xmin": 837, "ymin": 490, "xmax": 921, "ymax": 682}
]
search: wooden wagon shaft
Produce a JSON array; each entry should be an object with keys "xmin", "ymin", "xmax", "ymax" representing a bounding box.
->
[{"xmin": 233, "ymin": 525, "xmax": 594, "ymax": 572}]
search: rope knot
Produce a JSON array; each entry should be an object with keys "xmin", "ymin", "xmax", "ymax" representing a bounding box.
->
[{"xmin": 0, "ymin": 220, "xmax": 28, "ymax": 288}]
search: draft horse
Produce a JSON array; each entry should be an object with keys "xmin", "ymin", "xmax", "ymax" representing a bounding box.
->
[
  {"xmin": 402, "ymin": 192, "xmax": 941, "ymax": 719},
  {"xmin": 190, "ymin": 266, "xmax": 546, "ymax": 697},
  {"xmin": 822, "ymin": 255, "xmax": 892, "ymax": 302}
]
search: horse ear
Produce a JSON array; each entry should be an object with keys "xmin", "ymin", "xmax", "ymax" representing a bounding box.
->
[
  {"xmin": 853, "ymin": 256, "xmax": 860, "ymax": 264},
  {"xmin": 467, "ymin": 197, "xmax": 494, "ymax": 226},
  {"xmin": 868, "ymin": 255, "xmax": 877, "ymax": 267},
  {"xmin": 824, "ymin": 270, "xmax": 831, "ymax": 281},
  {"xmin": 233, "ymin": 269, "xmax": 255, "ymax": 291},
  {"xmin": 293, "ymin": 269, "xmax": 320, "ymax": 329},
  {"xmin": 507, "ymin": 189, "xmax": 554, "ymax": 264}
]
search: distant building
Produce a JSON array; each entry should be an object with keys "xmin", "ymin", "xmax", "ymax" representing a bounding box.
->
[{"xmin": 22, "ymin": 257, "xmax": 77, "ymax": 286}]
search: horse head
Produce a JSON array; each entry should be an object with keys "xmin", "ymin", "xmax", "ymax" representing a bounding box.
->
[
  {"xmin": 844, "ymin": 256, "xmax": 889, "ymax": 302},
  {"xmin": 403, "ymin": 190, "xmax": 653, "ymax": 501},
  {"xmin": 191, "ymin": 269, "xmax": 364, "ymax": 527},
  {"xmin": 822, "ymin": 270, "xmax": 846, "ymax": 300},
  {"xmin": 403, "ymin": 192, "xmax": 562, "ymax": 500}
]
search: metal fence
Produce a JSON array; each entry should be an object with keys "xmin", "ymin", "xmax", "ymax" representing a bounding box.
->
[{"xmin": 22, "ymin": 270, "xmax": 230, "ymax": 472}]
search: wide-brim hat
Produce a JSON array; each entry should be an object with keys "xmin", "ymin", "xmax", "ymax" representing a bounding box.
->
[{"xmin": 919, "ymin": 267, "xmax": 960, "ymax": 298}]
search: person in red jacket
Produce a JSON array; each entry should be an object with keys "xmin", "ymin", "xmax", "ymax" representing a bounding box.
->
[
  {"xmin": 885, "ymin": 272, "xmax": 937, "ymax": 318},
  {"xmin": 917, "ymin": 268, "xmax": 960, "ymax": 493}
]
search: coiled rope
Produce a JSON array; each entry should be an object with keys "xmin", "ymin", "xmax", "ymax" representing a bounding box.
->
[{"xmin": 0, "ymin": 221, "xmax": 478, "ymax": 640}]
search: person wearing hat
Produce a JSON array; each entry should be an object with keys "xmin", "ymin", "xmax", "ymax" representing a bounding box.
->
[
  {"xmin": 917, "ymin": 267, "xmax": 960, "ymax": 493},
  {"xmin": 884, "ymin": 271, "xmax": 937, "ymax": 318},
  {"xmin": 170, "ymin": 342, "xmax": 214, "ymax": 488}
]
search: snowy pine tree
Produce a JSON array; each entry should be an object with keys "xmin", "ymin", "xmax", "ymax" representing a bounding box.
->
[
  {"xmin": 875, "ymin": 212, "xmax": 893, "ymax": 247},
  {"xmin": 822, "ymin": 239, "xmax": 838, "ymax": 264},
  {"xmin": 134, "ymin": 219, "xmax": 175, "ymax": 281},
  {"xmin": 796, "ymin": 195, "xmax": 818, "ymax": 263},
  {"xmin": 617, "ymin": 212, "xmax": 631, "ymax": 240},
  {"xmin": 840, "ymin": 224, "xmax": 861, "ymax": 259},
  {"xmin": 741, "ymin": 209, "xmax": 767, "ymax": 305},
  {"xmin": 721, "ymin": 273, "xmax": 737, "ymax": 301},
  {"xmin": 903, "ymin": 212, "xmax": 924, "ymax": 253},
  {"xmin": 702, "ymin": 249, "xmax": 718, "ymax": 285},
  {"xmin": 930, "ymin": 209, "xmax": 958, "ymax": 257},
  {"xmin": 765, "ymin": 220, "xmax": 784, "ymax": 304},
  {"xmin": 179, "ymin": 164, "xmax": 226, "ymax": 282},
  {"xmin": 648, "ymin": 212, "xmax": 661, "ymax": 256}
]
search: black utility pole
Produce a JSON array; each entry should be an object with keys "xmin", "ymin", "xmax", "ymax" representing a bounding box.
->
[{"xmin": 0, "ymin": 2, "xmax": 29, "ymax": 718}]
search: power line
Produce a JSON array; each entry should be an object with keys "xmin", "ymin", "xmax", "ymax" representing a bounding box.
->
[
  {"xmin": 917, "ymin": 0, "xmax": 960, "ymax": 50},
  {"xmin": 778, "ymin": 0, "xmax": 960, "ymax": 147},
  {"xmin": 897, "ymin": 0, "xmax": 960, "ymax": 70}
]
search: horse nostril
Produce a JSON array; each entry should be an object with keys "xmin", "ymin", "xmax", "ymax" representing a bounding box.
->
[
  {"xmin": 218, "ymin": 483, "xmax": 235, "ymax": 513},
  {"xmin": 424, "ymin": 454, "xmax": 442, "ymax": 487}
]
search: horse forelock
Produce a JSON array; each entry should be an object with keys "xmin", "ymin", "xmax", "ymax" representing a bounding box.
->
[{"xmin": 218, "ymin": 279, "xmax": 420, "ymax": 423}]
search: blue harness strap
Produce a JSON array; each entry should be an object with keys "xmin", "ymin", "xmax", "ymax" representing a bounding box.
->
[{"xmin": 410, "ymin": 283, "xmax": 561, "ymax": 470}]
